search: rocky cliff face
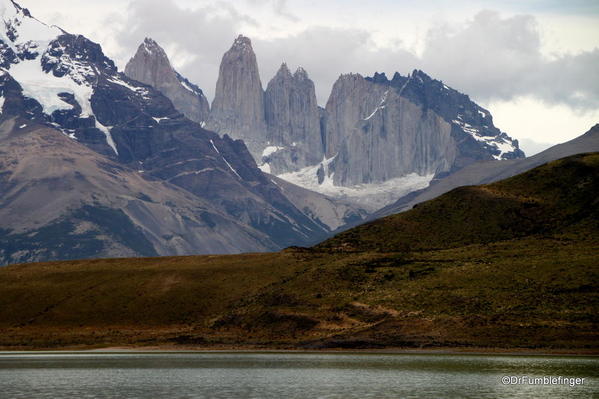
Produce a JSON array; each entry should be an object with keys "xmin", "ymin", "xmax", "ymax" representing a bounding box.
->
[
  {"xmin": 207, "ymin": 35, "xmax": 267, "ymax": 158},
  {"xmin": 324, "ymin": 73, "xmax": 456, "ymax": 186},
  {"xmin": 124, "ymin": 38, "xmax": 210, "ymax": 124},
  {"xmin": 317, "ymin": 70, "xmax": 523, "ymax": 186},
  {"xmin": 262, "ymin": 63, "xmax": 324, "ymax": 174},
  {"xmin": 204, "ymin": 36, "xmax": 523, "ymax": 207},
  {"xmin": 0, "ymin": 116, "xmax": 278, "ymax": 266},
  {"xmin": 0, "ymin": 1, "xmax": 340, "ymax": 264}
]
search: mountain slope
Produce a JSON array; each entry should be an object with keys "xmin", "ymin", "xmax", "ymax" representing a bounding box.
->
[
  {"xmin": 0, "ymin": 0, "xmax": 334, "ymax": 256},
  {"xmin": 320, "ymin": 152, "xmax": 599, "ymax": 252},
  {"xmin": 124, "ymin": 38, "xmax": 210, "ymax": 124},
  {"xmin": 268, "ymin": 174, "xmax": 368, "ymax": 231},
  {"xmin": 373, "ymin": 124, "xmax": 599, "ymax": 219},
  {"xmin": 0, "ymin": 116, "xmax": 277, "ymax": 265},
  {"xmin": 0, "ymin": 153, "xmax": 596, "ymax": 350}
]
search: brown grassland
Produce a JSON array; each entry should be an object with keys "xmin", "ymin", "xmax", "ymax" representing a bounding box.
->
[{"xmin": 0, "ymin": 153, "xmax": 597, "ymax": 352}]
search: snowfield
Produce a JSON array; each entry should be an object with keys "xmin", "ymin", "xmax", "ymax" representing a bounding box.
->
[{"xmin": 278, "ymin": 156, "xmax": 434, "ymax": 212}]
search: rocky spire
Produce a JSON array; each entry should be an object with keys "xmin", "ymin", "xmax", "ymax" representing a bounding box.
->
[
  {"xmin": 125, "ymin": 38, "xmax": 210, "ymax": 124},
  {"xmin": 263, "ymin": 63, "xmax": 324, "ymax": 173},
  {"xmin": 207, "ymin": 34, "xmax": 267, "ymax": 158}
]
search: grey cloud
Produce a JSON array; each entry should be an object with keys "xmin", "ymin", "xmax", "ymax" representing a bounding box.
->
[
  {"xmin": 245, "ymin": 0, "xmax": 299, "ymax": 21},
  {"xmin": 117, "ymin": 3, "xmax": 598, "ymax": 110},
  {"xmin": 419, "ymin": 10, "xmax": 599, "ymax": 110},
  {"xmin": 252, "ymin": 27, "xmax": 419, "ymax": 103}
]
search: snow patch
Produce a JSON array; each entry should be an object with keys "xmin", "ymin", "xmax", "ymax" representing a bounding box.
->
[
  {"xmin": 8, "ymin": 58, "xmax": 94, "ymax": 116},
  {"xmin": 277, "ymin": 156, "xmax": 434, "ymax": 212},
  {"xmin": 258, "ymin": 163, "xmax": 271, "ymax": 174},
  {"xmin": 452, "ymin": 119, "xmax": 516, "ymax": 160},
  {"xmin": 262, "ymin": 145, "xmax": 284, "ymax": 158},
  {"xmin": 210, "ymin": 139, "xmax": 220, "ymax": 154},
  {"xmin": 107, "ymin": 76, "xmax": 150, "ymax": 98},
  {"xmin": 95, "ymin": 121, "xmax": 118, "ymax": 155},
  {"xmin": 222, "ymin": 157, "xmax": 241, "ymax": 179},
  {"xmin": 211, "ymin": 139, "xmax": 242, "ymax": 179},
  {"xmin": 363, "ymin": 89, "xmax": 389, "ymax": 121},
  {"xmin": 179, "ymin": 79, "xmax": 198, "ymax": 95}
]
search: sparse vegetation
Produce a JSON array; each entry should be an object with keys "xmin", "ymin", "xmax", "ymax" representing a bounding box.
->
[{"xmin": 0, "ymin": 154, "xmax": 597, "ymax": 351}]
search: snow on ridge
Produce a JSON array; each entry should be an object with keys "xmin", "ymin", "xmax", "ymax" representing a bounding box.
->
[
  {"xmin": 8, "ymin": 58, "xmax": 93, "ymax": 115},
  {"xmin": 222, "ymin": 156, "xmax": 242, "ymax": 179},
  {"xmin": 211, "ymin": 139, "xmax": 242, "ymax": 179},
  {"xmin": 107, "ymin": 76, "xmax": 150, "ymax": 98},
  {"xmin": 179, "ymin": 78, "xmax": 198, "ymax": 95},
  {"xmin": 452, "ymin": 119, "xmax": 516, "ymax": 160},
  {"xmin": 0, "ymin": 1, "xmax": 62, "ymax": 47},
  {"xmin": 8, "ymin": 53, "xmax": 121, "ymax": 156},
  {"xmin": 0, "ymin": 1, "xmax": 122, "ymax": 156}
]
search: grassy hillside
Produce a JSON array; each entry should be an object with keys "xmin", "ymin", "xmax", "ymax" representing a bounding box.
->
[
  {"xmin": 319, "ymin": 153, "xmax": 599, "ymax": 252},
  {"xmin": 0, "ymin": 154, "xmax": 597, "ymax": 351}
]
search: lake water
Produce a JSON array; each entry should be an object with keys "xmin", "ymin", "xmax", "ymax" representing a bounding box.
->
[{"xmin": 0, "ymin": 352, "xmax": 597, "ymax": 398}]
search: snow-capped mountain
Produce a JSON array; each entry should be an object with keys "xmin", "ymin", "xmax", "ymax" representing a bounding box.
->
[
  {"xmin": 322, "ymin": 70, "xmax": 524, "ymax": 188},
  {"xmin": 200, "ymin": 36, "xmax": 524, "ymax": 209},
  {"xmin": 0, "ymin": 0, "xmax": 364, "ymax": 264}
]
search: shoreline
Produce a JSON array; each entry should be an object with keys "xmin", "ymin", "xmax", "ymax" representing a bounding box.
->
[{"xmin": 1, "ymin": 346, "xmax": 598, "ymax": 356}]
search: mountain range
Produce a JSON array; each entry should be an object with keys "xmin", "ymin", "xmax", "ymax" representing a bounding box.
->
[
  {"xmin": 157, "ymin": 34, "xmax": 524, "ymax": 208},
  {"xmin": 0, "ymin": 0, "xmax": 595, "ymax": 266},
  {"xmin": 0, "ymin": 0, "xmax": 363, "ymax": 265}
]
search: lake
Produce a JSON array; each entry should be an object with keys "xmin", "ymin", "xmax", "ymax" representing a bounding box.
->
[{"xmin": 0, "ymin": 352, "xmax": 597, "ymax": 398}]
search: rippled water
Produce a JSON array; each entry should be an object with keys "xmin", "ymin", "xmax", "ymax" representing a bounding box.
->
[{"xmin": 0, "ymin": 352, "xmax": 597, "ymax": 398}]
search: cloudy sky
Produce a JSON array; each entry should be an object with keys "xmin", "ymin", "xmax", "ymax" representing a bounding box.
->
[{"xmin": 21, "ymin": 0, "xmax": 599, "ymax": 155}]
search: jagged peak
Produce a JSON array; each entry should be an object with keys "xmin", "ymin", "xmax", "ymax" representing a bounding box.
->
[
  {"xmin": 0, "ymin": 0, "xmax": 62, "ymax": 47},
  {"xmin": 143, "ymin": 37, "xmax": 158, "ymax": 47},
  {"xmin": 293, "ymin": 66, "xmax": 309, "ymax": 80},
  {"xmin": 232, "ymin": 34, "xmax": 253, "ymax": 51},
  {"xmin": 337, "ymin": 72, "xmax": 364, "ymax": 81},
  {"xmin": 276, "ymin": 62, "xmax": 291, "ymax": 77},
  {"xmin": 138, "ymin": 37, "xmax": 167, "ymax": 58},
  {"xmin": 411, "ymin": 69, "xmax": 432, "ymax": 82}
]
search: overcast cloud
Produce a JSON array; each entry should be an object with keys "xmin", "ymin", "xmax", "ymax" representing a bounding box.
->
[
  {"xmin": 18, "ymin": 0, "xmax": 599, "ymax": 148},
  {"xmin": 112, "ymin": 0, "xmax": 599, "ymax": 112}
]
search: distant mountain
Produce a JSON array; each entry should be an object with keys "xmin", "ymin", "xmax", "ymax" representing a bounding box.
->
[
  {"xmin": 323, "ymin": 71, "xmax": 523, "ymax": 187},
  {"xmin": 0, "ymin": 118, "xmax": 277, "ymax": 265},
  {"xmin": 263, "ymin": 63, "xmax": 324, "ymax": 174},
  {"xmin": 202, "ymin": 36, "xmax": 524, "ymax": 208},
  {"xmin": 372, "ymin": 124, "xmax": 599, "ymax": 220},
  {"xmin": 206, "ymin": 35, "xmax": 268, "ymax": 159},
  {"xmin": 125, "ymin": 38, "xmax": 210, "ymax": 124},
  {"xmin": 0, "ymin": 0, "xmax": 351, "ymax": 264}
]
